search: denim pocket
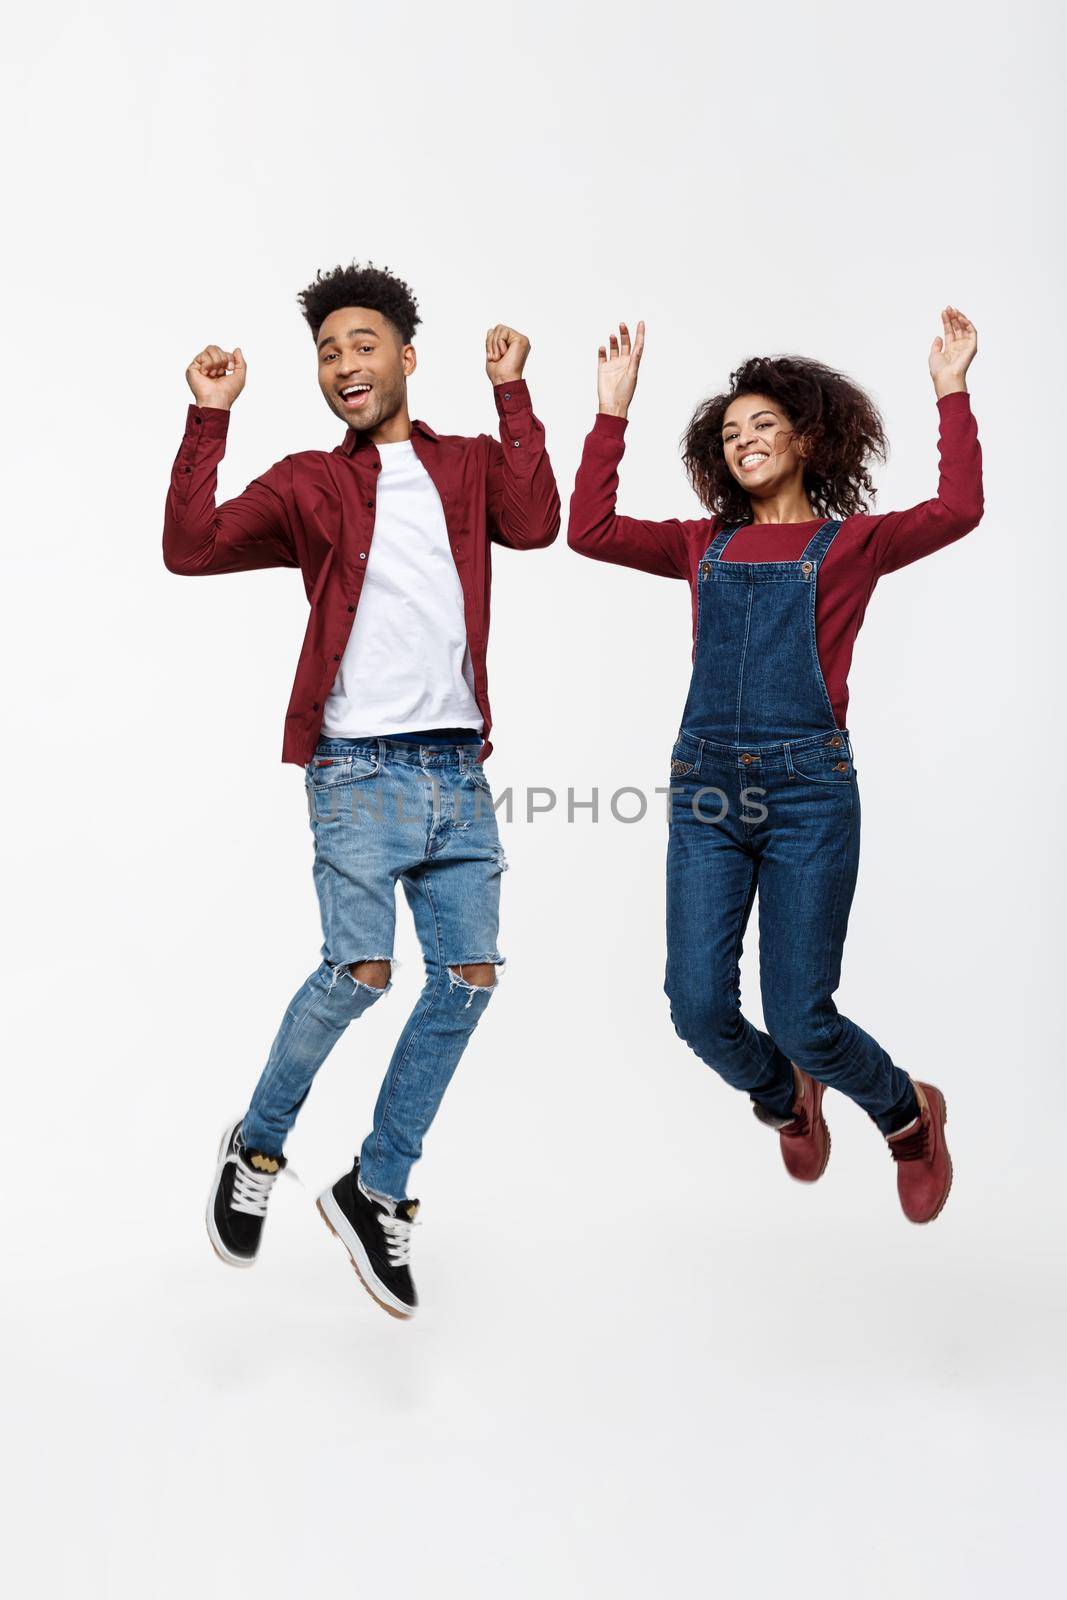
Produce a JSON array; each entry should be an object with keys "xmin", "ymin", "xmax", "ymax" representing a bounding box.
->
[
  {"xmin": 789, "ymin": 746, "xmax": 853, "ymax": 784},
  {"xmin": 670, "ymin": 737, "xmax": 698, "ymax": 779},
  {"xmin": 305, "ymin": 750, "xmax": 381, "ymax": 789}
]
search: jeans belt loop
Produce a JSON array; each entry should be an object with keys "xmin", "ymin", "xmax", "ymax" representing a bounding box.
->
[{"xmin": 783, "ymin": 741, "xmax": 796, "ymax": 780}]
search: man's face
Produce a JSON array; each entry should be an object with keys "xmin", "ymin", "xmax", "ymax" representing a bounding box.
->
[{"xmin": 316, "ymin": 305, "xmax": 414, "ymax": 430}]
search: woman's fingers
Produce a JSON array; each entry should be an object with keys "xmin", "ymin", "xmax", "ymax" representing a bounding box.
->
[{"xmin": 598, "ymin": 321, "xmax": 644, "ymax": 366}]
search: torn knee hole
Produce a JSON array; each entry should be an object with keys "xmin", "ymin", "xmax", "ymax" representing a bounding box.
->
[
  {"xmin": 448, "ymin": 963, "xmax": 497, "ymax": 988},
  {"xmin": 446, "ymin": 962, "xmax": 502, "ymax": 1009},
  {"xmin": 348, "ymin": 960, "xmax": 391, "ymax": 988}
]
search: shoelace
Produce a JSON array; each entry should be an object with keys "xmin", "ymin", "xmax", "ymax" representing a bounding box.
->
[
  {"xmin": 889, "ymin": 1122, "xmax": 929, "ymax": 1162},
  {"xmin": 378, "ymin": 1210, "xmax": 418, "ymax": 1268},
  {"xmin": 231, "ymin": 1158, "xmax": 281, "ymax": 1217}
]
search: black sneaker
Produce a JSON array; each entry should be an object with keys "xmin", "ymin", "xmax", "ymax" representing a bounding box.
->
[
  {"xmin": 206, "ymin": 1119, "xmax": 286, "ymax": 1268},
  {"xmin": 317, "ymin": 1159, "xmax": 419, "ymax": 1319}
]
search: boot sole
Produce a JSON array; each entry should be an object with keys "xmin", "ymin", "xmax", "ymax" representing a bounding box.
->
[
  {"xmin": 905, "ymin": 1091, "xmax": 954, "ymax": 1225},
  {"xmin": 316, "ymin": 1192, "xmax": 415, "ymax": 1321}
]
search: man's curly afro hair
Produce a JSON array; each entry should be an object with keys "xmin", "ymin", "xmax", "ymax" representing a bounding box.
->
[
  {"xmin": 682, "ymin": 355, "xmax": 888, "ymax": 521},
  {"xmin": 297, "ymin": 260, "xmax": 421, "ymax": 345}
]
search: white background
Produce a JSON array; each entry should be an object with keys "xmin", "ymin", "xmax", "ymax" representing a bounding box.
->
[{"xmin": 3, "ymin": 2, "xmax": 1064, "ymax": 1595}]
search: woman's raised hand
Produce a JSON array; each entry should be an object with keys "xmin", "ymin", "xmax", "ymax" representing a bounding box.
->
[
  {"xmin": 597, "ymin": 321, "xmax": 645, "ymax": 419},
  {"xmin": 929, "ymin": 307, "xmax": 977, "ymax": 397}
]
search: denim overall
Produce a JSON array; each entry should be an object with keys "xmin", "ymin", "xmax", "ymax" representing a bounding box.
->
[{"xmin": 663, "ymin": 520, "xmax": 916, "ymax": 1132}]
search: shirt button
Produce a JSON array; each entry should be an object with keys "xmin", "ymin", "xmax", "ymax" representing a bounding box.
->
[
  {"xmin": 194, "ymin": 416, "xmax": 202, "ymax": 425},
  {"xmin": 347, "ymin": 604, "xmax": 355, "ymax": 613},
  {"xmin": 333, "ymin": 653, "xmax": 340, "ymax": 661},
  {"xmin": 504, "ymin": 391, "xmax": 511, "ymax": 400},
  {"xmin": 359, "ymin": 552, "xmax": 367, "ymax": 560},
  {"xmin": 312, "ymin": 702, "xmax": 320, "ymax": 711},
  {"xmin": 512, "ymin": 439, "xmax": 521, "ymax": 448},
  {"xmin": 182, "ymin": 466, "xmax": 191, "ymax": 474},
  {"xmin": 365, "ymin": 499, "xmax": 374, "ymax": 508}
]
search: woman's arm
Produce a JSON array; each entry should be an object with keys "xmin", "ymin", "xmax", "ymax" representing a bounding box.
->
[
  {"xmin": 870, "ymin": 307, "xmax": 984, "ymax": 574},
  {"xmin": 566, "ymin": 320, "xmax": 692, "ymax": 579}
]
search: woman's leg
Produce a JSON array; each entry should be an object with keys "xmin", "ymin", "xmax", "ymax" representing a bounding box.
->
[
  {"xmin": 755, "ymin": 774, "xmax": 917, "ymax": 1134},
  {"xmin": 665, "ymin": 790, "xmax": 795, "ymax": 1115}
]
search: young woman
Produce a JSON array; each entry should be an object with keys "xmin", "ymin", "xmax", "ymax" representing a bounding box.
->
[{"xmin": 567, "ymin": 309, "xmax": 982, "ymax": 1223}]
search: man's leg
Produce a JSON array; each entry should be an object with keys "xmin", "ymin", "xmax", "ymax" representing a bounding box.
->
[
  {"xmin": 316, "ymin": 786, "xmax": 506, "ymax": 1317},
  {"xmin": 240, "ymin": 958, "xmax": 392, "ymax": 1156},
  {"xmin": 358, "ymin": 849, "xmax": 505, "ymax": 1203},
  {"xmin": 207, "ymin": 760, "xmax": 401, "ymax": 1266}
]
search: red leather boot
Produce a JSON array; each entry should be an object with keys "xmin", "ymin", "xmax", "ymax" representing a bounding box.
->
[
  {"xmin": 753, "ymin": 1065, "xmax": 831, "ymax": 1182},
  {"xmin": 886, "ymin": 1080, "xmax": 953, "ymax": 1224}
]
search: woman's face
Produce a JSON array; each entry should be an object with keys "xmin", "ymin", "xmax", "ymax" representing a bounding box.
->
[{"xmin": 721, "ymin": 392, "xmax": 805, "ymax": 496}]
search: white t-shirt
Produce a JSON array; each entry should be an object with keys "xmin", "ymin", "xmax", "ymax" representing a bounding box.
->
[{"xmin": 321, "ymin": 439, "xmax": 483, "ymax": 738}]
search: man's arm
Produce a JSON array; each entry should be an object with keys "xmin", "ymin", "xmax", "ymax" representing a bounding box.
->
[
  {"xmin": 482, "ymin": 324, "xmax": 560, "ymax": 550},
  {"xmin": 162, "ymin": 343, "xmax": 299, "ymax": 576},
  {"xmin": 484, "ymin": 378, "xmax": 561, "ymax": 550},
  {"xmin": 163, "ymin": 405, "xmax": 298, "ymax": 575}
]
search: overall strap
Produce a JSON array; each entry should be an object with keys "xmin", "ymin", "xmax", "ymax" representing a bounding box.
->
[
  {"xmin": 799, "ymin": 518, "xmax": 843, "ymax": 565},
  {"xmin": 706, "ymin": 522, "xmax": 747, "ymax": 560}
]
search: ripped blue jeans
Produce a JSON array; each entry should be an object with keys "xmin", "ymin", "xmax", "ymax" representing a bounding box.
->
[{"xmin": 241, "ymin": 737, "xmax": 507, "ymax": 1200}]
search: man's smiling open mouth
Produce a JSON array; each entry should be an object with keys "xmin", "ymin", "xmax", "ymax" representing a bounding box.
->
[{"xmin": 339, "ymin": 384, "xmax": 373, "ymax": 411}]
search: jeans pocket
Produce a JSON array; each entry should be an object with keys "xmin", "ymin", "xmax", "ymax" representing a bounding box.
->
[
  {"xmin": 670, "ymin": 737, "xmax": 698, "ymax": 779},
  {"xmin": 306, "ymin": 750, "xmax": 381, "ymax": 788},
  {"xmin": 789, "ymin": 747, "xmax": 853, "ymax": 784}
]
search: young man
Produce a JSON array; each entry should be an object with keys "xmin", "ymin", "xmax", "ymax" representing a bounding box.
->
[{"xmin": 164, "ymin": 262, "xmax": 559, "ymax": 1317}]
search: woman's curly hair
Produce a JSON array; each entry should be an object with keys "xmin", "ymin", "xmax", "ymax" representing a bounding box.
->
[
  {"xmin": 297, "ymin": 260, "xmax": 421, "ymax": 345},
  {"xmin": 682, "ymin": 355, "xmax": 888, "ymax": 520}
]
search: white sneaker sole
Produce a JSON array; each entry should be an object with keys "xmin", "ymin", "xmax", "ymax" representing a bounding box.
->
[
  {"xmin": 205, "ymin": 1121, "xmax": 257, "ymax": 1269},
  {"xmin": 316, "ymin": 1188, "xmax": 416, "ymax": 1320}
]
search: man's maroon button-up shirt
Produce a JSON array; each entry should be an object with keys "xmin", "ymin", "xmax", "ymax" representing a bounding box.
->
[{"xmin": 163, "ymin": 379, "xmax": 560, "ymax": 765}]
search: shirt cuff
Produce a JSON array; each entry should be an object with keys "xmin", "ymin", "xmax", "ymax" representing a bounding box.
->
[
  {"xmin": 187, "ymin": 402, "xmax": 231, "ymax": 438},
  {"xmin": 592, "ymin": 412, "xmax": 628, "ymax": 440},
  {"xmin": 493, "ymin": 378, "xmax": 532, "ymax": 417},
  {"xmin": 935, "ymin": 390, "xmax": 972, "ymax": 417}
]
